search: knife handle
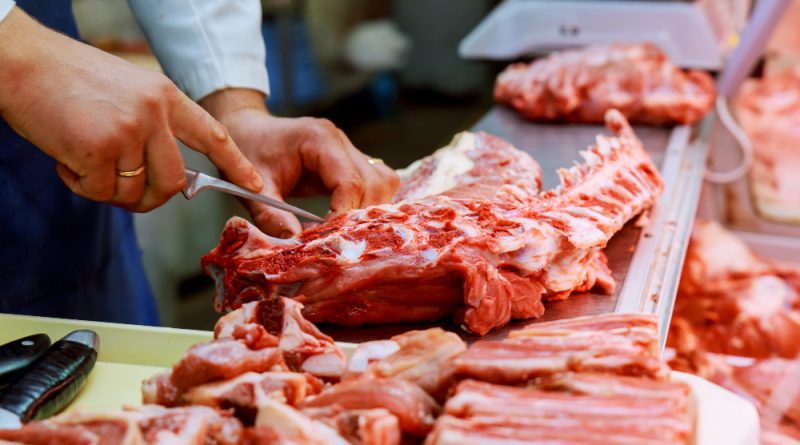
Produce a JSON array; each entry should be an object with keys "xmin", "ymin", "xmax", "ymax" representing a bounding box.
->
[
  {"xmin": 0, "ymin": 330, "xmax": 98, "ymax": 423},
  {"xmin": 0, "ymin": 334, "xmax": 51, "ymax": 387}
]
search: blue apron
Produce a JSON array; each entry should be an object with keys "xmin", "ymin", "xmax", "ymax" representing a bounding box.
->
[{"xmin": 0, "ymin": 0, "xmax": 159, "ymax": 325}]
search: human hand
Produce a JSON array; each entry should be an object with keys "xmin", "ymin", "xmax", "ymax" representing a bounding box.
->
[
  {"xmin": 0, "ymin": 7, "xmax": 263, "ymax": 211},
  {"xmin": 201, "ymin": 89, "xmax": 399, "ymax": 237}
]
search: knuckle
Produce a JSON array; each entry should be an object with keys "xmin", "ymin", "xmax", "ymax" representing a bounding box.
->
[{"xmin": 342, "ymin": 175, "xmax": 365, "ymax": 195}]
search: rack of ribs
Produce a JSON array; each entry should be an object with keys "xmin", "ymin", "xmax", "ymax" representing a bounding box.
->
[
  {"xmin": 494, "ymin": 42, "xmax": 715, "ymax": 125},
  {"xmin": 203, "ymin": 110, "xmax": 663, "ymax": 335}
]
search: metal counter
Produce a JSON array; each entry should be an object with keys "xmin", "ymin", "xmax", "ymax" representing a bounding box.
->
[{"xmin": 325, "ymin": 107, "xmax": 711, "ymax": 346}]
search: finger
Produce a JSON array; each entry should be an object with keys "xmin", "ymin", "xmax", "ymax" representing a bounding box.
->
[
  {"xmin": 372, "ymin": 161, "xmax": 401, "ymax": 201},
  {"xmin": 245, "ymin": 179, "xmax": 303, "ymax": 237},
  {"xmin": 169, "ymin": 94, "xmax": 263, "ymax": 192},
  {"xmin": 56, "ymin": 161, "xmax": 116, "ymax": 202},
  {"xmin": 300, "ymin": 138, "xmax": 365, "ymax": 214},
  {"xmin": 332, "ymin": 126, "xmax": 396, "ymax": 207},
  {"xmin": 343, "ymin": 148, "xmax": 387, "ymax": 208},
  {"xmin": 110, "ymin": 147, "xmax": 146, "ymax": 207},
  {"xmin": 133, "ymin": 130, "xmax": 186, "ymax": 212}
]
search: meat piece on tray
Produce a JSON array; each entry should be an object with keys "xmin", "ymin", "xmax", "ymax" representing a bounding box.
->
[
  {"xmin": 299, "ymin": 378, "xmax": 440, "ymax": 437},
  {"xmin": 394, "ymin": 131, "xmax": 542, "ymax": 203},
  {"xmin": 180, "ymin": 371, "xmax": 323, "ymax": 422},
  {"xmin": 303, "ymin": 407, "xmax": 402, "ymax": 445},
  {"xmin": 673, "ymin": 220, "xmax": 800, "ymax": 358},
  {"xmin": 427, "ymin": 379, "xmax": 692, "ymax": 445},
  {"xmin": 346, "ymin": 328, "xmax": 466, "ymax": 400},
  {"xmin": 143, "ymin": 297, "xmax": 345, "ymax": 407},
  {"xmin": 215, "ymin": 298, "xmax": 346, "ymax": 379},
  {"xmin": 249, "ymin": 398, "xmax": 351, "ymax": 445},
  {"xmin": 453, "ymin": 313, "xmax": 668, "ymax": 384},
  {"xmin": 494, "ymin": 42, "xmax": 715, "ymax": 125},
  {"xmin": 203, "ymin": 110, "xmax": 662, "ymax": 335},
  {"xmin": 0, "ymin": 405, "xmax": 244, "ymax": 445}
]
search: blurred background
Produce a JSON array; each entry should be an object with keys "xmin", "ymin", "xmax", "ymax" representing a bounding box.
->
[{"xmin": 72, "ymin": 0, "xmax": 499, "ymax": 329}]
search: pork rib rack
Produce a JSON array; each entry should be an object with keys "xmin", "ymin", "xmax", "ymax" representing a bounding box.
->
[
  {"xmin": 203, "ymin": 110, "xmax": 663, "ymax": 335},
  {"xmin": 494, "ymin": 43, "xmax": 715, "ymax": 125}
]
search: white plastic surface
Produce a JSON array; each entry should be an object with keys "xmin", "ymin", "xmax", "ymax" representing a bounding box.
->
[
  {"xmin": 674, "ymin": 371, "xmax": 761, "ymax": 445},
  {"xmin": 459, "ymin": 0, "xmax": 723, "ymax": 69}
]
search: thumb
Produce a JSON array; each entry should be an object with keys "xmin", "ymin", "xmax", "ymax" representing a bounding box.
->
[{"xmin": 244, "ymin": 179, "xmax": 303, "ymax": 238}]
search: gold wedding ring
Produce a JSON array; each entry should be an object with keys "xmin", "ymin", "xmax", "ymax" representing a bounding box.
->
[
  {"xmin": 117, "ymin": 165, "xmax": 146, "ymax": 177},
  {"xmin": 367, "ymin": 157, "xmax": 385, "ymax": 166}
]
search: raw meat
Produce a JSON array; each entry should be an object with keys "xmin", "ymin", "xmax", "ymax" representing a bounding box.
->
[
  {"xmin": 143, "ymin": 297, "xmax": 345, "ymax": 406},
  {"xmin": 426, "ymin": 379, "xmax": 692, "ymax": 445},
  {"xmin": 0, "ymin": 405, "xmax": 244, "ymax": 445},
  {"xmin": 252, "ymin": 398, "xmax": 351, "ymax": 445},
  {"xmin": 299, "ymin": 378, "xmax": 440, "ymax": 437},
  {"xmin": 673, "ymin": 220, "xmax": 800, "ymax": 358},
  {"xmin": 303, "ymin": 407, "xmax": 401, "ymax": 445},
  {"xmin": 345, "ymin": 328, "xmax": 466, "ymax": 400},
  {"xmin": 494, "ymin": 43, "xmax": 715, "ymax": 125},
  {"xmin": 203, "ymin": 110, "xmax": 663, "ymax": 335},
  {"xmin": 394, "ymin": 131, "xmax": 542, "ymax": 203},
  {"xmin": 453, "ymin": 313, "xmax": 668, "ymax": 384},
  {"xmin": 181, "ymin": 371, "xmax": 323, "ymax": 421},
  {"xmin": 215, "ymin": 298, "xmax": 346, "ymax": 378},
  {"xmin": 736, "ymin": 69, "xmax": 800, "ymax": 223}
]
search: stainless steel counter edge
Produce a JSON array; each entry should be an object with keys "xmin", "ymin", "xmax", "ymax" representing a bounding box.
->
[{"xmin": 615, "ymin": 116, "xmax": 713, "ymax": 348}]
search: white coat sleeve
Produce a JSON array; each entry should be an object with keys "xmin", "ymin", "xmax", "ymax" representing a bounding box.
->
[
  {"xmin": 0, "ymin": 0, "xmax": 14, "ymax": 23},
  {"xmin": 128, "ymin": 0, "xmax": 270, "ymax": 101}
]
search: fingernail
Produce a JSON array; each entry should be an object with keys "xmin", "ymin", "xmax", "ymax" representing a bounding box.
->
[
  {"xmin": 212, "ymin": 121, "xmax": 228, "ymax": 141},
  {"xmin": 250, "ymin": 171, "xmax": 264, "ymax": 191}
]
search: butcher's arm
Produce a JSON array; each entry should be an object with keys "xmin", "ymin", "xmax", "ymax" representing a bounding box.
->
[
  {"xmin": 130, "ymin": 0, "xmax": 399, "ymax": 237},
  {"xmin": 0, "ymin": 2, "xmax": 261, "ymax": 210}
]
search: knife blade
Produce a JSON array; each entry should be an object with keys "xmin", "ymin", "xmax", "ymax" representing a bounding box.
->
[
  {"xmin": 182, "ymin": 168, "xmax": 326, "ymax": 223},
  {"xmin": 0, "ymin": 334, "xmax": 51, "ymax": 387},
  {"xmin": 0, "ymin": 330, "xmax": 99, "ymax": 429}
]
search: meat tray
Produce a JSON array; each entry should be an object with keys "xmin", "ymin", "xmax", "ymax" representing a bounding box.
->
[
  {"xmin": 323, "ymin": 106, "xmax": 711, "ymax": 347},
  {"xmin": 0, "ymin": 313, "xmax": 759, "ymax": 444}
]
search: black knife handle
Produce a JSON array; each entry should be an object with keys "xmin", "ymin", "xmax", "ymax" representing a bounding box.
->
[
  {"xmin": 0, "ymin": 334, "xmax": 51, "ymax": 386},
  {"xmin": 0, "ymin": 330, "xmax": 98, "ymax": 423}
]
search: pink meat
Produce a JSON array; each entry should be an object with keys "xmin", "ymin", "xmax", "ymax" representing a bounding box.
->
[{"xmin": 203, "ymin": 111, "xmax": 662, "ymax": 335}]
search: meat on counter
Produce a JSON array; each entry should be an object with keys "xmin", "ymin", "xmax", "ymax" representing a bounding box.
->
[
  {"xmin": 203, "ymin": 110, "xmax": 662, "ymax": 335},
  {"xmin": 494, "ymin": 42, "xmax": 715, "ymax": 125}
]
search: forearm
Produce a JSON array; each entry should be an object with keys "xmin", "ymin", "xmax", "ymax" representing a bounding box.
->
[{"xmin": 199, "ymin": 88, "xmax": 268, "ymax": 123}]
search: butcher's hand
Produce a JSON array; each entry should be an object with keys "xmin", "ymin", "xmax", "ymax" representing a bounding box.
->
[
  {"xmin": 0, "ymin": 7, "xmax": 262, "ymax": 211},
  {"xmin": 201, "ymin": 89, "xmax": 400, "ymax": 238}
]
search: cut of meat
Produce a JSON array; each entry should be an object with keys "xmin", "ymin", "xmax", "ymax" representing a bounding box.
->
[
  {"xmin": 736, "ymin": 69, "xmax": 800, "ymax": 223},
  {"xmin": 143, "ymin": 297, "xmax": 346, "ymax": 407},
  {"xmin": 203, "ymin": 110, "xmax": 662, "ymax": 335},
  {"xmin": 168, "ymin": 339, "xmax": 285, "ymax": 391},
  {"xmin": 453, "ymin": 313, "xmax": 667, "ymax": 384},
  {"xmin": 530, "ymin": 372, "xmax": 690, "ymax": 406},
  {"xmin": 343, "ymin": 340, "xmax": 401, "ymax": 381},
  {"xmin": 0, "ymin": 405, "xmax": 244, "ymax": 445},
  {"xmin": 348, "ymin": 328, "xmax": 467, "ymax": 400},
  {"xmin": 672, "ymin": 220, "xmax": 800, "ymax": 358},
  {"xmin": 303, "ymin": 407, "xmax": 401, "ymax": 445},
  {"xmin": 252, "ymin": 398, "xmax": 351, "ymax": 445},
  {"xmin": 215, "ymin": 298, "xmax": 346, "ymax": 379},
  {"xmin": 299, "ymin": 378, "xmax": 440, "ymax": 437},
  {"xmin": 427, "ymin": 379, "xmax": 692, "ymax": 445},
  {"xmin": 181, "ymin": 371, "xmax": 323, "ymax": 422},
  {"xmin": 394, "ymin": 131, "xmax": 542, "ymax": 203},
  {"xmin": 494, "ymin": 43, "xmax": 715, "ymax": 125}
]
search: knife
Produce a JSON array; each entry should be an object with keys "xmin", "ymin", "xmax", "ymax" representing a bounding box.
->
[
  {"xmin": 0, "ymin": 334, "xmax": 51, "ymax": 388},
  {"xmin": 182, "ymin": 168, "xmax": 326, "ymax": 223},
  {"xmin": 0, "ymin": 330, "xmax": 99, "ymax": 429}
]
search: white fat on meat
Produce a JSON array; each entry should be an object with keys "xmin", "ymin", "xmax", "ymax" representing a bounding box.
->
[
  {"xmin": 255, "ymin": 399, "xmax": 351, "ymax": 445},
  {"xmin": 397, "ymin": 132, "xmax": 477, "ymax": 200}
]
